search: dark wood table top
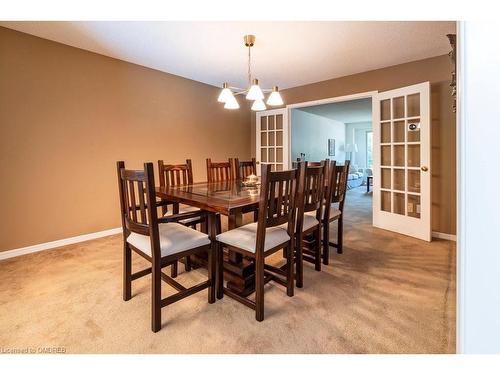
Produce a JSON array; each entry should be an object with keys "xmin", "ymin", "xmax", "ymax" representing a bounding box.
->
[{"xmin": 156, "ymin": 180, "xmax": 260, "ymax": 216}]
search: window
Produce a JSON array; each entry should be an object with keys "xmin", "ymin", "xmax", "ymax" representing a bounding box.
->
[{"xmin": 366, "ymin": 131, "xmax": 373, "ymax": 168}]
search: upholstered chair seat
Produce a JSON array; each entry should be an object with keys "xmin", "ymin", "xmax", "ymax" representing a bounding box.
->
[
  {"xmin": 163, "ymin": 205, "xmax": 203, "ymax": 225},
  {"xmin": 216, "ymin": 222, "xmax": 290, "ymax": 253},
  {"xmin": 305, "ymin": 205, "xmax": 341, "ymax": 221},
  {"xmin": 280, "ymin": 214, "xmax": 319, "ymax": 232},
  {"xmin": 127, "ymin": 222, "xmax": 210, "ymax": 258}
]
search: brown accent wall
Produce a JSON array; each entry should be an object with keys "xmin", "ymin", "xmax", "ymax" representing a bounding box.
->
[
  {"xmin": 251, "ymin": 55, "xmax": 456, "ymax": 235},
  {"xmin": 0, "ymin": 27, "xmax": 251, "ymax": 251}
]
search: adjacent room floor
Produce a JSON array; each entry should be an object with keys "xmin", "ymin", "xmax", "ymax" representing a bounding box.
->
[{"xmin": 0, "ymin": 187, "xmax": 456, "ymax": 353}]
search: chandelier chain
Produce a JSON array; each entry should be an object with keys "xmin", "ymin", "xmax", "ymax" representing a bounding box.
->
[{"xmin": 247, "ymin": 46, "xmax": 251, "ymax": 85}]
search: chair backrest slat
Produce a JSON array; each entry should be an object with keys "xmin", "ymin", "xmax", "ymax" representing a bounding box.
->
[
  {"xmin": 138, "ymin": 181, "xmax": 147, "ymax": 223},
  {"xmin": 276, "ymin": 179, "xmax": 284, "ymax": 215},
  {"xmin": 129, "ymin": 180, "xmax": 137, "ymax": 222},
  {"xmin": 206, "ymin": 158, "xmax": 234, "ymax": 183}
]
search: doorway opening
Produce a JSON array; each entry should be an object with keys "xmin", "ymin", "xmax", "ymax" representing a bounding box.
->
[
  {"xmin": 289, "ymin": 95, "xmax": 375, "ymax": 219},
  {"xmin": 257, "ymin": 83, "xmax": 433, "ymax": 241}
]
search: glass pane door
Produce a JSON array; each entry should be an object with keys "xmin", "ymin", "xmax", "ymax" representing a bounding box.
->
[
  {"xmin": 259, "ymin": 113, "xmax": 285, "ymax": 171},
  {"xmin": 379, "ymin": 95, "xmax": 421, "ymax": 217},
  {"xmin": 373, "ymin": 82, "xmax": 430, "ymax": 241}
]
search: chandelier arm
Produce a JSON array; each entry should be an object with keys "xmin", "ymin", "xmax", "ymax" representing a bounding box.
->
[
  {"xmin": 227, "ymin": 86, "xmax": 246, "ymax": 91},
  {"xmin": 233, "ymin": 90, "xmax": 249, "ymax": 96},
  {"xmin": 228, "ymin": 87, "xmax": 273, "ymax": 96}
]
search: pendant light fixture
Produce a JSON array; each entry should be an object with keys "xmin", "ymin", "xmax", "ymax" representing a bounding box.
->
[
  {"xmin": 251, "ymin": 98, "xmax": 266, "ymax": 111},
  {"xmin": 224, "ymin": 94, "xmax": 240, "ymax": 109},
  {"xmin": 217, "ymin": 82, "xmax": 234, "ymax": 103},
  {"xmin": 246, "ymin": 79, "xmax": 265, "ymax": 101},
  {"xmin": 218, "ymin": 35, "xmax": 284, "ymax": 111},
  {"xmin": 266, "ymin": 86, "xmax": 284, "ymax": 106}
]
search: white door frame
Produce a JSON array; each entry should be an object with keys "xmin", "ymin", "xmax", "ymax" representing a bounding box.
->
[
  {"xmin": 255, "ymin": 108, "xmax": 289, "ymax": 174},
  {"xmin": 286, "ymin": 91, "xmax": 379, "ymax": 169},
  {"xmin": 372, "ymin": 82, "xmax": 432, "ymax": 242}
]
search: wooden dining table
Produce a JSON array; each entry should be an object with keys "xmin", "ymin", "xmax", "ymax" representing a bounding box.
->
[{"xmin": 156, "ymin": 180, "xmax": 261, "ymax": 297}]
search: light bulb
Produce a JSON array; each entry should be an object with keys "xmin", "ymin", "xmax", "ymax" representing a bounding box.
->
[
  {"xmin": 251, "ymin": 99, "xmax": 266, "ymax": 111},
  {"xmin": 217, "ymin": 83, "xmax": 233, "ymax": 103},
  {"xmin": 224, "ymin": 95, "xmax": 240, "ymax": 109},
  {"xmin": 266, "ymin": 86, "xmax": 284, "ymax": 106},
  {"xmin": 246, "ymin": 78, "xmax": 264, "ymax": 100}
]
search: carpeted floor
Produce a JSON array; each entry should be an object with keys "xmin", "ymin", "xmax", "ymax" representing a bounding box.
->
[{"xmin": 0, "ymin": 187, "xmax": 456, "ymax": 353}]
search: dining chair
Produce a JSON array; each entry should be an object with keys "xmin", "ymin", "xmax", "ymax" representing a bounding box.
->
[
  {"xmin": 215, "ymin": 163, "xmax": 300, "ymax": 321},
  {"xmin": 116, "ymin": 161, "xmax": 216, "ymax": 332},
  {"xmin": 327, "ymin": 160, "xmax": 350, "ymax": 255},
  {"xmin": 158, "ymin": 159, "xmax": 207, "ymax": 275},
  {"xmin": 206, "ymin": 158, "xmax": 234, "ymax": 182},
  {"xmin": 291, "ymin": 161, "xmax": 327, "ymax": 288},
  {"xmin": 235, "ymin": 157, "xmax": 259, "ymax": 222},
  {"xmin": 299, "ymin": 160, "xmax": 342, "ymax": 265},
  {"xmin": 234, "ymin": 157, "xmax": 257, "ymax": 180},
  {"xmin": 318, "ymin": 160, "xmax": 338, "ymax": 265}
]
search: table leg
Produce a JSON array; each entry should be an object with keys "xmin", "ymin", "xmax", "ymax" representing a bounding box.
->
[
  {"xmin": 222, "ymin": 211, "xmax": 256, "ymax": 297},
  {"xmin": 228, "ymin": 212, "xmax": 243, "ymax": 263},
  {"xmin": 207, "ymin": 213, "xmax": 222, "ymax": 300}
]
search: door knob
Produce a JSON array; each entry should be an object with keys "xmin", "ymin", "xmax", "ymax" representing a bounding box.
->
[
  {"xmin": 256, "ymin": 161, "xmax": 260, "ymax": 164},
  {"xmin": 421, "ymin": 166, "xmax": 428, "ymax": 172}
]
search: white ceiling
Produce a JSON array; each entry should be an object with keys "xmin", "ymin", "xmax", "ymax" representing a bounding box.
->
[
  {"xmin": 0, "ymin": 21, "xmax": 455, "ymax": 89},
  {"xmin": 296, "ymin": 98, "xmax": 372, "ymax": 124}
]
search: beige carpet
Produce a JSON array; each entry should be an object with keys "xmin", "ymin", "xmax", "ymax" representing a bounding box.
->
[{"xmin": 0, "ymin": 187, "xmax": 456, "ymax": 353}]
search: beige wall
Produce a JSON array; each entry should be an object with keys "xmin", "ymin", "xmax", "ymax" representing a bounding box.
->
[
  {"xmin": 0, "ymin": 26, "xmax": 456, "ymax": 252},
  {"xmin": 251, "ymin": 55, "xmax": 456, "ymax": 235},
  {"xmin": 0, "ymin": 27, "xmax": 252, "ymax": 251}
]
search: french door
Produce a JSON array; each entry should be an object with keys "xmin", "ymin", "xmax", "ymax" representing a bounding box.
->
[
  {"xmin": 372, "ymin": 82, "xmax": 431, "ymax": 241},
  {"xmin": 255, "ymin": 108, "xmax": 289, "ymax": 175}
]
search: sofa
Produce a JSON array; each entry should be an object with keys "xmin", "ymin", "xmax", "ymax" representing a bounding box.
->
[{"xmin": 346, "ymin": 164, "xmax": 373, "ymax": 189}]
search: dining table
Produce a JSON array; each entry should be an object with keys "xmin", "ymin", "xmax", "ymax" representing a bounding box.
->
[{"xmin": 156, "ymin": 179, "xmax": 261, "ymax": 298}]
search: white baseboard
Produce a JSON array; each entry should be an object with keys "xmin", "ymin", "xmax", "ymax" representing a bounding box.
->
[
  {"xmin": 0, "ymin": 227, "xmax": 455, "ymax": 261},
  {"xmin": 0, "ymin": 227, "xmax": 122, "ymax": 261},
  {"xmin": 432, "ymin": 231, "xmax": 457, "ymax": 241}
]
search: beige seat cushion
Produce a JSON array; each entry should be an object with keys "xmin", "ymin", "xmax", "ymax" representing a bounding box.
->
[
  {"xmin": 328, "ymin": 207, "xmax": 342, "ymax": 220},
  {"xmin": 127, "ymin": 222, "xmax": 210, "ymax": 258},
  {"xmin": 280, "ymin": 214, "xmax": 319, "ymax": 232},
  {"xmin": 305, "ymin": 206, "xmax": 342, "ymax": 221},
  {"xmin": 216, "ymin": 222, "xmax": 290, "ymax": 253},
  {"xmin": 164, "ymin": 204, "xmax": 203, "ymax": 224}
]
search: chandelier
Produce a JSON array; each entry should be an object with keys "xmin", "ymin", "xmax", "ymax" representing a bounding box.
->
[{"xmin": 217, "ymin": 34, "xmax": 284, "ymax": 111}]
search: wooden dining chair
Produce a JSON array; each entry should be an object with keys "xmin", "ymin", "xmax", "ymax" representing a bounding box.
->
[
  {"xmin": 158, "ymin": 159, "xmax": 207, "ymax": 275},
  {"xmin": 327, "ymin": 160, "xmax": 350, "ymax": 255},
  {"xmin": 317, "ymin": 160, "xmax": 338, "ymax": 265},
  {"xmin": 206, "ymin": 158, "xmax": 234, "ymax": 182},
  {"xmin": 234, "ymin": 157, "xmax": 257, "ymax": 180},
  {"xmin": 292, "ymin": 161, "xmax": 327, "ymax": 288},
  {"xmin": 117, "ymin": 161, "xmax": 216, "ymax": 332},
  {"xmin": 215, "ymin": 163, "xmax": 300, "ymax": 321},
  {"xmin": 235, "ymin": 157, "xmax": 259, "ymax": 222},
  {"xmin": 300, "ymin": 160, "xmax": 344, "ymax": 265}
]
